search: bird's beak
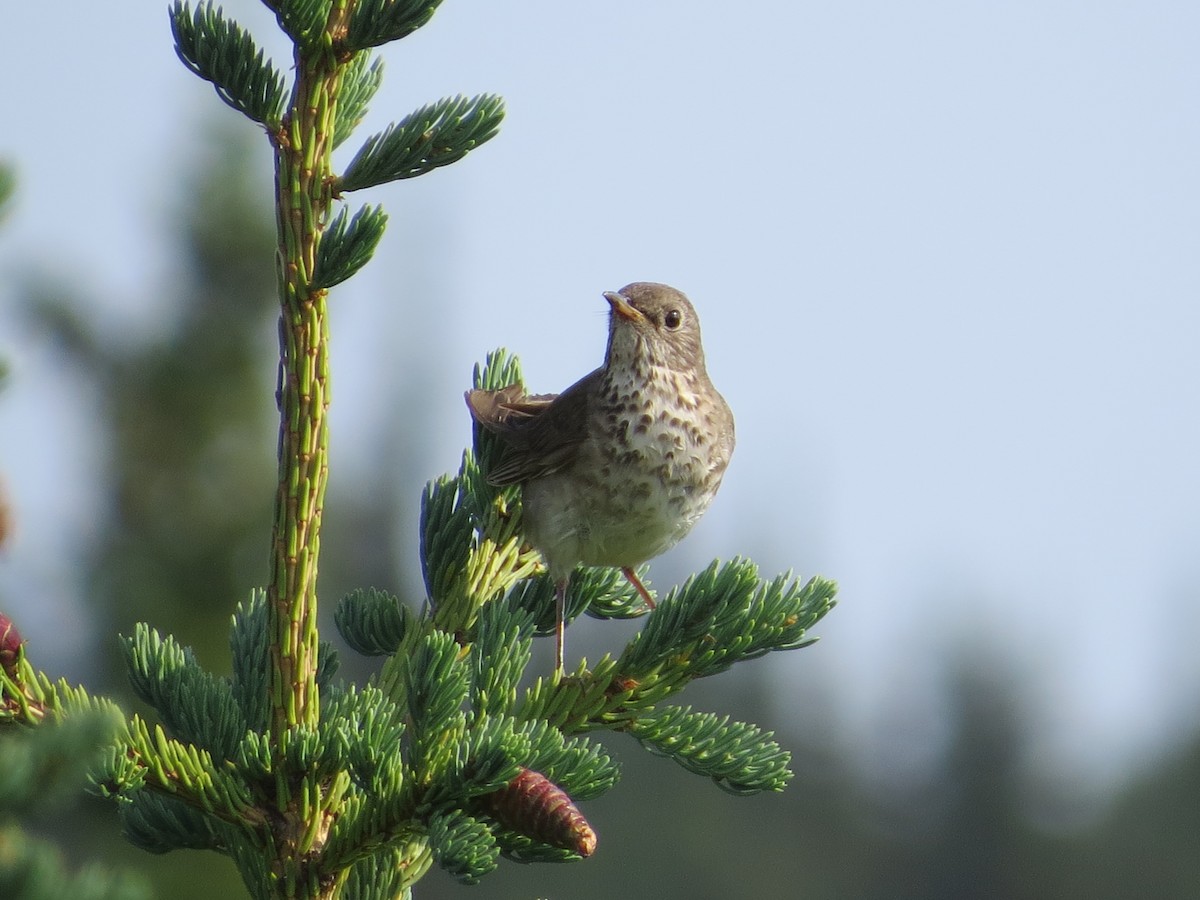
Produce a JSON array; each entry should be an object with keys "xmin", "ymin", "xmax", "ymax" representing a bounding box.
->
[{"xmin": 604, "ymin": 291, "xmax": 646, "ymax": 323}]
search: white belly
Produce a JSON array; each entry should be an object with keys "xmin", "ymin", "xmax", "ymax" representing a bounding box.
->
[{"xmin": 521, "ymin": 438, "xmax": 716, "ymax": 579}]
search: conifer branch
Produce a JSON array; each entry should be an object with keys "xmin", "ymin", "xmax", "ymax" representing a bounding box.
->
[
  {"xmin": 311, "ymin": 203, "xmax": 388, "ymax": 290},
  {"xmin": 626, "ymin": 706, "xmax": 793, "ymax": 794},
  {"xmin": 0, "ymin": 681, "xmax": 150, "ymax": 899},
  {"xmin": 273, "ymin": 0, "xmax": 333, "ymax": 50},
  {"xmin": 339, "ymin": 94, "xmax": 505, "ymax": 191},
  {"xmin": 147, "ymin": 0, "xmax": 509, "ymax": 893},
  {"xmin": 265, "ymin": 0, "xmax": 348, "ymax": 753},
  {"xmin": 332, "ymin": 52, "xmax": 384, "ymax": 148},
  {"xmin": 344, "ymin": 0, "xmax": 445, "ymax": 51},
  {"xmin": 170, "ymin": 2, "xmax": 287, "ymax": 127},
  {"xmin": 334, "ymin": 587, "xmax": 410, "ymax": 656}
]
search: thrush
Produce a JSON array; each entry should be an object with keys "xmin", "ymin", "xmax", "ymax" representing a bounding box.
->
[{"xmin": 466, "ymin": 282, "xmax": 735, "ymax": 676}]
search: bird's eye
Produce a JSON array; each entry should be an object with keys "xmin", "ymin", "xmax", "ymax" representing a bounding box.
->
[{"xmin": 664, "ymin": 309, "xmax": 683, "ymax": 330}]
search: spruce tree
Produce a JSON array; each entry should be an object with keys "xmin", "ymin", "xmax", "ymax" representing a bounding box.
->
[{"xmin": 2, "ymin": 3, "xmax": 836, "ymax": 897}]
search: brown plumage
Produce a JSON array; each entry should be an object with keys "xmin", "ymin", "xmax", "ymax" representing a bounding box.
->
[{"xmin": 466, "ymin": 282, "xmax": 735, "ymax": 675}]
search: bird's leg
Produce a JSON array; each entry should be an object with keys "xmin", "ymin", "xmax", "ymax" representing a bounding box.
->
[
  {"xmin": 621, "ymin": 566, "xmax": 656, "ymax": 609},
  {"xmin": 553, "ymin": 577, "xmax": 568, "ymax": 680}
]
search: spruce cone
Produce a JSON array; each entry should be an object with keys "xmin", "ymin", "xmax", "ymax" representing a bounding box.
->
[{"xmin": 485, "ymin": 767, "xmax": 596, "ymax": 857}]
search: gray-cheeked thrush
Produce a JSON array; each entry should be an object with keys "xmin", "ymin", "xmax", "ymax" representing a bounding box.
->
[{"xmin": 466, "ymin": 282, "xmax": 735, "ymax": 676}]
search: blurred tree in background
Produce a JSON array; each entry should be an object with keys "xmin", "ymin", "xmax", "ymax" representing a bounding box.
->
[
  {"xmin": 23, "ymin": 122, "xmax": 278, "ymax": 681},
  {"xmin": 5, "ymin": 112, "xmax": 1199, "ymax": 900},
  {"xmin": 11, "ymin": 120, "xmax": 278, "ymax": 895}
]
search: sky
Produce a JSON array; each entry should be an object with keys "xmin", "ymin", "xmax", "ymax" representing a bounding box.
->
[{"xmin": 3, "ymin": 1, "xmax": 1199, "ymax": 819}]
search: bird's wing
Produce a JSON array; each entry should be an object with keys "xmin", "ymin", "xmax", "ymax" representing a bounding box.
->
[
  {"xmin": 465, "ymin": 384, "xmax": 556, "ymax": 429},
  {"xmin": 466, "ymin": 372, "xmax": 598, "ymax": 486}
]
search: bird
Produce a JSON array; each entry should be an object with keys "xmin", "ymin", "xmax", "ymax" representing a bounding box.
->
[{"xmin": 465, "ymin": 282, "xmax": 735, "ymax": 676}]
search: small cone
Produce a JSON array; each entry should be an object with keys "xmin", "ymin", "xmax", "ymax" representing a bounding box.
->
[
  {"xmin": 0, "ymin": 613, "xmax": 23, "ymax": 681},
  {"xmin": 485, "ymin": 767, "xmax": 597, "ymax": 857}
]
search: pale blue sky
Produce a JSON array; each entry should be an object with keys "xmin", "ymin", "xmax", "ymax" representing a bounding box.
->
[{"xmin": 3, "ymin": 1, "xmax": 1199, "ymax": 817}]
